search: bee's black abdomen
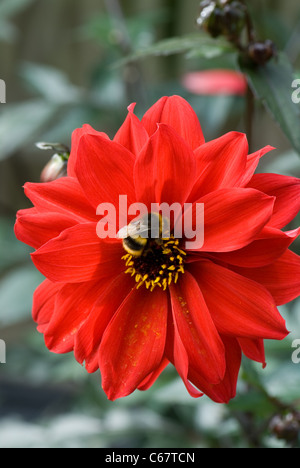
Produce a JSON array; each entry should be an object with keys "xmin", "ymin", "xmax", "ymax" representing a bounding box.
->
[{"xmin": 123, "ymin": 237, "xmax": 147, "ymax": 257}]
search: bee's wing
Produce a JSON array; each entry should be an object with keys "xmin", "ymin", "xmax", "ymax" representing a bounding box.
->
[
  {"xmin": 117, "ymin": 219, "xmax": 150, "ymax": 239},
  {"xmin": 116, "ymin": 225, "xmax": 129, "ymax": 239}
]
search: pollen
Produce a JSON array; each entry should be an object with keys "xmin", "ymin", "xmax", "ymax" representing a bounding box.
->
[{"xmin": 122, "ymin": 238, "xmax": 186, "ymax": 292}]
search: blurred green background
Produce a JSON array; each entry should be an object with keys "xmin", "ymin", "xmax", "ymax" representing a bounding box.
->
[{"xmin": 0, "ymin": 0, "xmax": 300, "ymax": 448}]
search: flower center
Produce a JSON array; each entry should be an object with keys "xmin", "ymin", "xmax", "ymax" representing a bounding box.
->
[{"xmin": 122, "ymin": 237, "xmax": 186, "ymax": 292}]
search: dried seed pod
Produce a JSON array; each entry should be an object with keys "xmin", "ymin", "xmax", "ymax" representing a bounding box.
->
[
  {"xmin": 247, "ymin": 40, "xmax": 277, "ymax": 66},
  {"xmin": 197, "ymin": 0, "xmax": 247, "ymax": 41},
  {"xmin": 269, "ymin": 412, "xmax": 300, "ymax": 444}
]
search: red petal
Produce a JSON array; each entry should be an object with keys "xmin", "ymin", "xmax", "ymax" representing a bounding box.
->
[
  {"xmin": 238, "ymin": 146, "xmax": 275, "ymax": 187},
  {"xmin": 68, "ymin": 124, "xmax": 110, "ymax": 177},
  {"xmin": 16, "ymin": 207, "xmax": 38, "ymax": 218},
  {"xmin": 44, "ymin": 280, "xmax": 106, "ymax": 353},
  {"xmin": 134, "ymin": 123, "xmax": 196, "ymax": 208},
  {"xmin": 82, "ymin": 353, "xmax": 99, "ymax": 375},
  {"xmin": 114, "ymin": 103, "xmax": 149, "ymax": 156},
  {"xmin": 190, "ymin": 260, "xmax": 288, "ymax": 340},
  {"xmin": 210, "ymin": 226, "xmax": 300, "ymax": 268},
  {"xmin": 74, "ymin": 273, "xmax": 134, "ymax": 372},
  {"xmin": 137, "ymin": 357, "xmax": 170, "ymax": 391},
  {"xmin": 188, "ymin": 336, "xmax": 242, "ymax": 404},
  {"xmin": 165, "ymin": 309, "xmax": 203, "ymax": 398},
  {"xmin": 32, "ymin": 279, "xmax": 62, "ymax": 333},
  {"xmin": 24, "ymin": 178, "xmax": 96, "ymax": 223},
  {"xmin": 31, "ymin": 223, "xmax": 124, "ymax": 283},
  {"xmin": 141, "ymin": 95, "xmax": 205, "ymax": 149},
  {"xmin": 232, "ymin": 249, "xmax": 300, "ymax": 306},
  {"xmin": 185, "ymin": 188, "xmax": 275, "ymax": 252},
  {"xmin": 170, "ymin": 272, "xmax": 226, "ymax": 385},
  {"xmin": 247, "ymin": 173, "xmax": 300, "ymax": 229},
  {"xmin": 75, "ymin": 134, "xmax": 136, "ymax": 227},
  {"xmin": 14, "ymin": 211, "xmax": 78, "ymax": 249},
  {"xmin": 238, "ymin": 338, "xmax": 266, "ymax": 368},
  {"xmin": 189, "ymin": 132, "xmax": 248, "ymax": 200},
  {"xmin": 99, "ymin": 286, "xmax": 168, "ymax": 400}
]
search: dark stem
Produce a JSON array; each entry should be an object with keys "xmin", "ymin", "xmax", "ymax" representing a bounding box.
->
[
  {"xmin": 104, "ymin": 0, "xmax": 132, "ymax": 55},
  {"xmin": 244, "ymin": 8, "xmax": 256, "ymax": 44},
  {"xmin": 228, "ymin": 1, "xmax": 256, "ymax": 148}
]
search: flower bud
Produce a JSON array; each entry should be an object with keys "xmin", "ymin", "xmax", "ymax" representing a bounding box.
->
[
  {"xmin": 247, "ymin": 40, "xmax": 276, "ymax": 66},
  {"xmin": 36, "ymin": 142, "xmax": 70, "ymax": 183},
  {"xmin": 40, "ymin": 154, "xmax": 68, "ymax": 183}
]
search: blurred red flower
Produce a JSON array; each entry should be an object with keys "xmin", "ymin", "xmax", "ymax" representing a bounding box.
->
[
  {"xmin": 15, "ymin": 96, "xmax": 300, "ymax": 402},
  {"xmin": 182, "ymin": 69, "xmax": 247, "ymax": 96}
]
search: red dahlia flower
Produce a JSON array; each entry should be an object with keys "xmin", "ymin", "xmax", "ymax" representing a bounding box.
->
[{"xmin": 15, "ymin": 96, "xmax": 300, "ymax": 403}]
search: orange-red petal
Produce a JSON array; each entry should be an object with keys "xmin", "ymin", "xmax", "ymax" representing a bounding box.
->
[
  {"xmin": 114, "ymin": 103, "xmax": 149, "ymax": 156},
  {"xmin": 247, "ymin": 173, "xmax": 300, "ymax": 229},
  {"xmin": 68, "ymin": 124, "xmax": 110, "ymax": 177},
  {"xmin": 185, "ymin": 188, "xmax": 275, "ymax": 252},
  {"xmin": 74, "ymin": 273, "xmax": 134, "ymax": 373},
  {"xmin": 24, "ymin": 178, "xmax": 96, "ymax": 223},
  {"xmin": 210, "ymin": 226, "xmax": 300, "ymax": 268},
  {"xmin": 232, "ymin": 249, "xmax": 300, "ymax": 306},
  {"xmin": 99, "ymin": 286, "xmax": 168, "ymax": 400},
  {"xmin": 31, "ymin": 223, "xmax": 124, "ymax": 283},
  {"xmin": 141, "ymin": 95, "xmax": 205, "ymax": 149},
  {"xmin": 75, "ymin": 134, "xmax": 136, "ymax": 215},
  {"xmin": 15, "ymin": 211, "xmax": 78, "ymax": 249},
  {"xmin": 190, "ymin": 260, "xmax": 288, "ymax": 340},
  {"xmin": 169, "ymin": 272, "xmax": 226, "ymax": 385},
  {"xmin": 189, "ymin": 132, "xmax": 248, "ymax": 200},
  {"xmin": 188, "ymin": 336, "xmax": 242, "ymax": 404},
  {"xmin": 134, "ymin": 123, "xmax": 196, "ymax": 208},
  {"xmin": 32, "ymin": 279, "xmax": 62, "ymax": 333}
]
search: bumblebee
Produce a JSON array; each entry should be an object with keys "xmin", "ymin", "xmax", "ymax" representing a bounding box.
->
[{"xmin": 117, "ymin": 213, "xmax": 167, "ymax": 257}]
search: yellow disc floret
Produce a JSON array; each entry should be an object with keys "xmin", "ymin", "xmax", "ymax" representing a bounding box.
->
[{"xmin": 122, "ymin": 237, "xmax": 186, "ymax": 292}]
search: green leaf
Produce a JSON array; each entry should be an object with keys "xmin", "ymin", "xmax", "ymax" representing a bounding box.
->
[
  {"xmin": 0, "ymin": 217, "xmax": 31, "ymax": 272},
  {"xmin": 0, "ymin": 0, "xmax": 35, "ymax": 18},
  {"xmin": 0, "ymin": 100, "xmax": 58, "ymax": 160},
  {"xmin": 0, "ymin": 0, "xmax": 35, "ymax": 42},
  {"xmin": 0, "ymin": 19, "xmax": 18, "ymax": 42},
  {"xmin": 263, "ymin": 149, "xmax": 300, "ymax": 177},
  {"xmin": 114, "ymin": 33, "xmax": 235, "ymax": 67},
  {"xmin": 240, "ymin": 53, "xmax": 300, "ymax": 156},
  {"xmin": 0, "ymin": 265, "xmax": 43, "ymax": 326},
  {"xmin": 20, "ymin": 63, "xmax": 83, "ymax": 104}
]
